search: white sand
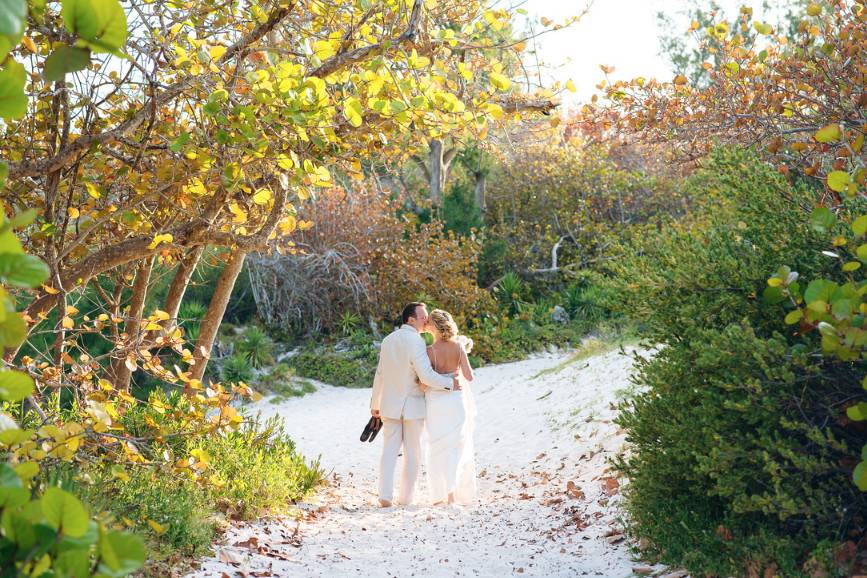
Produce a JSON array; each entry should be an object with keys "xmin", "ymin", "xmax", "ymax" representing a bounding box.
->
[{"xmin": 187, "ymin": 345, "xmax": 651, "ymax": 578}]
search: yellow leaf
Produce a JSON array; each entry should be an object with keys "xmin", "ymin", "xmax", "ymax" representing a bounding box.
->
[
  {"xmin": 814, "ymin": 124, "xmax": 841, "ymax": 143},
  {"xmin": 61, "ymin": 316, "xmax": 74, "ymax": 329},
  {"xmin": 67, "ymin": 207, "xmax": 80, "ymax": 219},
  {"xmin": 279, "ymin": 216, "xmax": 297, "ymax": 235},
  {"xmin": 148, "ymin": 233, "xmax": 173, "ymax": 250},
  {"xmin": 22, "ymin": 36, "xmax": 37, "ymax": 53},
  {"xmin": 85, "ymin": 183, "xmax": 101, "ymax": 199},
  {"xmin": 489, "ymin": 72, "xmax": 511, "ymax": 92},
  {"xmin": 229, "ymin": 203, "xmax": 247, "ymax": 224},
  {"xmin": 252, "ymin": 189, "xmax": 272, "ymax": 205},
  {"xmin": 209, "ymin": 45, "xmax": 226, "ymax": 61},
  {"xmin": 42, "ymin": 285, "xmax": 60, "ymax": 295},
  {"xmin": 147, "ymin": 519, "xmax": 168, "ymax": 535},
  {"xmin": 565, "ymin": 79, "xmax": 576, "ymax": 93}
]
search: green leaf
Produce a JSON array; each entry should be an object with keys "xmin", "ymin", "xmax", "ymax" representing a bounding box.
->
[
  {"xmin": 169, "ymin": 131, "xmax": 190, "ymax": 152},
  {"xmin": 858, "ymin": 245, "xmax": 867, "ymax": 263},
  {"xmin": 0, "ymin": 254, "xmax": 50, "ymax": 287},
  {"xmin": 0, "ymin": 310, "xmax": 26, "ymax": 348},
  {"xmin": 761, "ymin": 285, "xmax": 786, "ymax": 305},
  {"xmin": 44, "ymin": 45, "xmax": 92, "ymax": 81},
  {"xmin": 784, "ymin": 309, "xmax": 803, "ymax": 325},
  {"xmin": 8, "ymin": 208, "xmax": 36, "ymax": 229},
  {"xmin": 98, "ymin": 528, "xmax": 146, "ymax": 576},
  {"xmin": 0, "ymin": 0, "xmax": 26, "ymax": 37},
  {"xmin": 0, "ymin": 0, "xmax": 25, "ymax": 63},
  {"xmin": 810, "ymin": 206, "xmax": 835, "ymax": 231},
  {"xmin": 61, "ymin": 0, "xmax": 128, "ymax": 54},
  {"xmin": 0, "ymin": 0, "xmax": 25, "ymax": 61},
  {"xmin": 832, "ymin": 298, "xmax": 852, "ymax": 319},
  {"xmin": 804, "ymin": 279, "xmax": 837, "ymax": 303},
  {"xmin": 0, "ymin": 463, "xmax": 28, "ymax": 508},
  {"xmin": 814, "ymin": 123, "xmax": 841, "ymax": 143},
  {"xmin": 843, "ymin": 261, "xmax": 861, "ymax": 272},
  {"xmin": 0, "ymin": 59, "xmax": 27, "ymax": 120},
  {"xmin": 0, "ymin": 369, "xmax": 33, "ymax": 402},
  {"xmin": 853, "ymin": 215, "xmax": 867, "ymax": 237},
  {"xmin": 855, "ymin": 460, "xmax": 867, "ymax": 491},
  {"xmin": 846, "ymin": 401, "xmax": 867, "ymax": 421},
  {"xmin": 42, "ymin": 487, "xmax": 90, "ymax": 537},
  {"xmin": 827, "ymin": 170, "xmax": 850, "ymax": 192},
  {"xmin": 0, "ymin": 161, "xmax": 8, "ymax": 188},
  {"xmin": 55, "ymin": 548, "xmax": 92, "ymax": 577}
]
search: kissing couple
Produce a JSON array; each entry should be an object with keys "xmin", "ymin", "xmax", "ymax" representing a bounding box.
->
[{"xmin": 369, "ymin": 302, "xmax": 477, "ymax": 507}]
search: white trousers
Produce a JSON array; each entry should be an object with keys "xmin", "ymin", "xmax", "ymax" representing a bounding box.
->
[{"xmin": 378, "ymin": 417, "xmax": 424, "ymax": 505}]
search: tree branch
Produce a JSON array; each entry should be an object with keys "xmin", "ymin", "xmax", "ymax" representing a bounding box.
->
[
  {"xmin": 7, "ymin": 3, "xmax": 297, "ymax": 179},
  {"xmin": 310, "ymin": 0, "xmax": 423, "ymax": 78}
]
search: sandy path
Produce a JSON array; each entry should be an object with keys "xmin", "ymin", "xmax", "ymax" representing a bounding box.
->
[{"xmin": 187, "ymin": 346, "xmax": 645, "ymax": 578}]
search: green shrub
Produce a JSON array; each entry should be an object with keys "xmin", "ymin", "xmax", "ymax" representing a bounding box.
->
[
  {"xmin": 289, "ymin": 347, "xmax": 377, "ymax": 387},
  {"xmin": 493, "ymin": 272, "xmax": 526, "ymax": 316},
  {"xmin": 220, "ymin": 353, "xmax": 255, "ymax": 383},
  {"xmin": 288, "ymin": 332, "xmax": 379, "ymax": 387},
  {"xmin": 442, "ymin": 180, "xmax": 483, "ymax": 236},
  {"xmin": 613, "ymin": 147, "xmax": 865, "ymax": 575},
  {"xmin": 179, "ymin": 300, "xmax": 207, "ymax": 343},
  {"xmin": 81, "ymin": 466, "xmax": 215, "ymax": 557},
  {"xmin": 236, "ymin": 326, "xmax": 275, "ymax": 368},
  {"xmin": 617, "ymin": 324, "xmax": 859, "ymax": 575},
  {"xmin": 561, "ymin": 270, "xmax": 617, "ymax": 327},
  {"xmin": 338, "ymin": 311, "xmax": 362, "ymax": 335},
  {"xmin": 190, "ymin": 415, "xmax": 323, "ymax": 519},
  {"xmin": 0, "ymin": 464, "xmax": 146, "ymax": 578},
  {"xmin": 259, "ymin": 363, "xmax": 317, "ymax": 400}
]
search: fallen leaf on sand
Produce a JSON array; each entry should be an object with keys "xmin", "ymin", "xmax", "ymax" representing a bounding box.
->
[
  {"xmin": 566, "ymin": 481, "xmax": 584, "ymax": 500},
  {"xmin": 218, "ymin": 549, "xmax": 240, "ymax": 565},
  {"xmin": 601, "ymin": 477, "xmax": 620, "ymax": 496},
  {"xmin": 233, "ymin": 536, "xmax": 259, "ymax": 549}
]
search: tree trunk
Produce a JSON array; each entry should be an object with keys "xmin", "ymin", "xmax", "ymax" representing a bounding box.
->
[
  {"xmin": 162, "ymin": 246, "xmax": 204, "ymax": 332},
  {"xmin": 110, "ymin": 256, "xmax": 155, "ymax": 392},
  {"xmin": 474, "ymin": 170, "xmax": 487, "ymax": 214},
  {"xmin": 191, "ymin": 251, "xmax": 246, "ymax": 381},
  {"xmin": 429, "ymin": 138, "xmax": 444, "ymax": 206}
]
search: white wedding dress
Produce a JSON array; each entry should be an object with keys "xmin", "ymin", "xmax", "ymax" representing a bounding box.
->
[{"xmin": 425, "ymin": 340, "xmax": 477, "ymax": 504}]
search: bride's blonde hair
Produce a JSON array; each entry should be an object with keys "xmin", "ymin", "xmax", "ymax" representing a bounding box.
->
[{"xmin": 428, "ymin": 309, "xmax": 459, "ymax": 342}]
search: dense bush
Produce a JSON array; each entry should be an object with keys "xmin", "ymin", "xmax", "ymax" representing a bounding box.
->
[
  {"xmin": 289, "ymin": 336, "xmax": 379, "ymax": 388},
  {"xmin": 613, "ymin": 147, "xmax": 866, "ymax": 574},
  {"xmin": 236, "ymin": 326, "xmax": 276, "ymax": 368},
  {"xmin": 189, "ymin": 416, "xmax": 322, "ymax": 519},
  {"xmin": 83, "ymin": 467, "xmax": 216, "ymax": 557},
  {"xmin": 258, "ymin": 363, "xmax": 317, "ymax": 401},
  {"xmin": 247, "ymin": 185, "xmax": 493, "ymax": 335},
  {"xmin": 78, "ymin": 413, "xmax": 323, "ymax": 570}
]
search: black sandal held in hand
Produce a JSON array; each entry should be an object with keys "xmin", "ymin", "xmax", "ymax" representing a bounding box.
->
[{"xmin": 360, "ymin": 416, "xmax": 383, "ymax": 442}]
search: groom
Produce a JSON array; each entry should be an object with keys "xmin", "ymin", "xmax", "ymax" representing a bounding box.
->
[{"xmin": 370, "ymin": 302, "xmax": 459, "ymax": 507}]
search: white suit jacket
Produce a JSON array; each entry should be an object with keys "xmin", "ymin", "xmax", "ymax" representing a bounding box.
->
[{"xmin": 370, "ymin": 325, "xmax": 453, "ymax": 420}]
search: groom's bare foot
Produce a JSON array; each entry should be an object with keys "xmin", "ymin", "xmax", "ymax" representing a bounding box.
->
[{"xmin": 378, "ymin": 499, "xmax": 393, "ymax": 508}]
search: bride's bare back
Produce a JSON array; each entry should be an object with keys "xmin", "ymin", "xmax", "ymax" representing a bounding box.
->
[{"xmin": 427, "ymin": 340, "xmax": 474, "ymax": 381}]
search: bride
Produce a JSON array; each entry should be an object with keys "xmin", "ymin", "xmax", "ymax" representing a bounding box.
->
[{"xmin": 422, "ymin": 309, "xmax": 477, "ymax": 505}]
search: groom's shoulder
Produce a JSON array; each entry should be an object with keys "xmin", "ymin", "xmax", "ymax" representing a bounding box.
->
[{"xmin": 382, "ymin": 326, "xmax": 405, "ymax": 344}]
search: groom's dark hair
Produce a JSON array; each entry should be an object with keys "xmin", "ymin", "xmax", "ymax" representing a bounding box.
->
[{"xmin": 401, "ymin": 302, "xmax": 426, "ymax": 325}]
